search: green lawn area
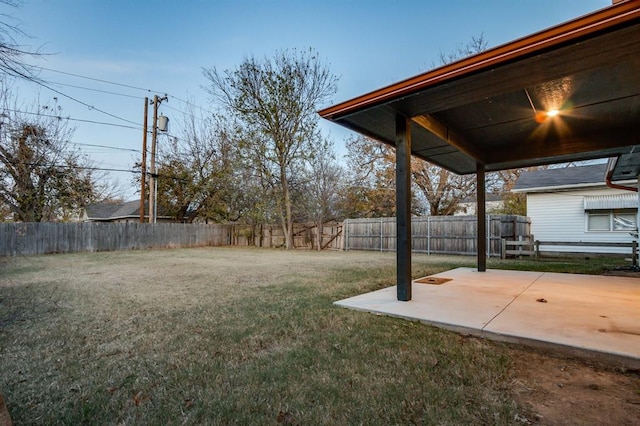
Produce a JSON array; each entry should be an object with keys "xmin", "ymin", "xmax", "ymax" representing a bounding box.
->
[{"xmin": 0, "ymin": 248, "xmax": 630, "ymax": 424}]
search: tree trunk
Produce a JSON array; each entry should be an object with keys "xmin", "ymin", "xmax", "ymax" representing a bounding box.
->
[
  {"xmin": 285, "ymin": 195, "xmax": 294, "ymax": 249},
  {"xmin": 316, "ymin": 218, "xmax": 323, "ymax": 251},
  {"xmin": 281, "ymin": 168, "xmax": 294, "ymax": 250}
]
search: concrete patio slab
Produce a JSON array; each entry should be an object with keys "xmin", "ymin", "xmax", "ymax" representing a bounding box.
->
[{"xmin": 335, "ymin": 268, "xmax": 640, "ymax": 367}]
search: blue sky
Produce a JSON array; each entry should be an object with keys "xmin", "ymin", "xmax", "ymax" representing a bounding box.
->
[{"xmin": 8, "ymin": 0, "xmax": 610, "ymax": 199}]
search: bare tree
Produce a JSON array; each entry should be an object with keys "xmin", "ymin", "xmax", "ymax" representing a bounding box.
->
[
  {"xmin": 436, "ymin": 34, "xmax": 488, "ymax": 66},
  {"xmin": 343, "ymin": 37, "xmax": 490, "ymax": 217},
  {"xmin": 203, "ymin": 48, "xmax": 338, "ymax": 249},
  {"xmin": 0, "ymin": 0, "xmax": 41, "ymax": 80},
  {"xmin": 411, "ymin": 34, "xmax": 488, "ymax": 215},
  {"xmin": 411, "ymin": 160, "xmax": 476, "ymax": 215},
  {"xmin": 303, "ymin": 137, "xmax": 343, "ymax": 250}
]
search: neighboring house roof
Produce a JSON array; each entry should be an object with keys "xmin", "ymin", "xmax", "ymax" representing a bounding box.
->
[
  {"xmin": 85, "ymin": 200, "xmax": 143, "ymax": 221},
  {"xmin": 511, "ymin": 164, "xmax": 610, "ymax": 193},
  {"xmin": 85, "ymin": 200, "xmax": 174, "ymax": 221}
]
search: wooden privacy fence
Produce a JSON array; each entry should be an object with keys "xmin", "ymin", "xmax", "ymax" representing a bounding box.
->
[
  {"xmin": 343, "ymin": 215, "xmax": 530, "ymax": 256},
  {"xmin": 1, "ymin": 216, "xmax": 528, "ymax": 257},
  {"xmin": 0, "ymin": 222, "xmax": 231, "ymax": 257},
  {"xmin": 0, "ymin": 221, "xmax": 344, "ymax": 257}
]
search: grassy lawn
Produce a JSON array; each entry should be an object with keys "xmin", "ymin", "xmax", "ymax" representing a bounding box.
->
[{"xmin": 0, "ymin": 248, "xmax": 631, "ymax": 424}]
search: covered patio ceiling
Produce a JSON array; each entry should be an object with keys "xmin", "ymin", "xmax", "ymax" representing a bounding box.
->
[
  {"xmin": 319, "ymin": 1, "xmax": 640, "ymax": 301},
  {"xmin": 319, "ymin": 1, "xmax": 640, "ymax": 176}
]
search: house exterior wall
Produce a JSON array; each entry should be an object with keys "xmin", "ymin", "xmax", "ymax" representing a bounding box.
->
[{"xmin": 527, "ymin": 186, "xmax": 636, "ymax": 254}]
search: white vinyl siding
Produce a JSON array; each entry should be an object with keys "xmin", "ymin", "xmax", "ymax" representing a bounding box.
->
[{"xmin": 527, "ymin": 187, "xmax": 637, "ymax": 254}]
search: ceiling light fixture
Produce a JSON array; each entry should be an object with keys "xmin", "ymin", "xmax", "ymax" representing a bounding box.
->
[{"xmin": 525, "ymin": 89, "xmax": 562, "ymax": 123}]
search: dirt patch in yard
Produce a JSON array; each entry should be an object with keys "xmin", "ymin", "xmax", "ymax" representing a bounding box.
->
[{"xmin": 508, "ymin": 346, "xmax": 640, "ymax": 425}]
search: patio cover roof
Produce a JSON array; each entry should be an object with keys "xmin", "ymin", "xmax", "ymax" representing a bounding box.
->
[{"xmin": 319, "ymin": 1, "xmax": 640, "ymax": 176}]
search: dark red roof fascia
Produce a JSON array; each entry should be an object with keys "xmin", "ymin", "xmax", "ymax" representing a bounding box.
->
[{"xmin": 319, "ymin": 1, "xmax": 640, "ymax": 120}]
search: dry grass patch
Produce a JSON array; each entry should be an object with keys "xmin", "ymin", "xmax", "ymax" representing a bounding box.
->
[{"xmin": 0, "ymin": 247, "xmax": 635, "ymax": 424}]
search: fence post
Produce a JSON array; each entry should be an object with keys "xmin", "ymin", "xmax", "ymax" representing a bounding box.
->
[
  {"xmin": 344, "ymin": 219, "xmax": 349, "ymax": 251},
  {"xmin": 535, "ymin": 240, "xmax": 540, "ymax": 260},
  {"xmin": 501, "ymin": 238, "xmax": 506, "ymax": 259},
  {"xmin": 427, "ymin": 216, "xmax": 431, "ymax": 255},
  {"xmin": 517, "ymin": 235, "xmax": 523, "ymax": 260},
  {"xmin": 487, "ymin": 215, "xmax": 491, "ymax": 257}
]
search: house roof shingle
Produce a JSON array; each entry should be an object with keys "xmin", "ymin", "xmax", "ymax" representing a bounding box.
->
[
  {"xmin": 85, "ymin": 200, "xmax": 142, "ymax": 220},
  {"xmin": 512, "ymin": 164, "xmax": 608, "ymax": 192}
]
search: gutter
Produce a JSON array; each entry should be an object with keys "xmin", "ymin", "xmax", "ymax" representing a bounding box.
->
[
  {"xmin": 512, "ymin": 182, "xmax": 615, "ymax": 194},
  {"xmin": 605, "ymin": 157, "xmax": 638, "ymax": 193}
]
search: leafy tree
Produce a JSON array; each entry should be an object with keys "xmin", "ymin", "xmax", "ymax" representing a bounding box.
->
[
  {"xmin": 488, "ymin": 191, "xmax": 526, "ymax": 216},
  {"xmin": 341, "ymin": 134, "xmax": 396, "ymax": 218},
  {"xmin": 489, "ymin": 167, "xmax": 549, "ymax": 216},
  {"xmin": 203, "ymin": 48, "xmax": 338, "ymax": 249},
  {"xmin": 155, "ymin": 110, "xmax": 241, "ymax": 223},
  {"xmin": 0, "ymin": 95, "xmax": 102, "ymax": 222}
]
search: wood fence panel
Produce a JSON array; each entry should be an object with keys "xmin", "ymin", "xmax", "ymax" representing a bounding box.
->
[
  {"xmin": 0, "ymin": 223, "xmax": 232, "ymax": 257},
  {"xmin": 1, "ymin": 217, "xmax": 525, "ymax": 257},
  {"xmin": 344, "ymin": 215, "xmax": 531, "ymax": 256}
]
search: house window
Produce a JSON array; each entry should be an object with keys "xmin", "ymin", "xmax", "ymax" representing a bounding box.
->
[{"xmin": 586, "ymin": 209, "xmax": 637, "ymax": 232}]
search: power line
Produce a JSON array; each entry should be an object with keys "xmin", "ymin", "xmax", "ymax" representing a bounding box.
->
[
  {"xmin": 0, "ymin": 116, "xmax": 175, "ymax": 159},
  {"xmin": 11, "ymin": 160, "xmax": 140, "ymax": 175},
  {"xmin": 37, "ymin": 65, "xmax": 221, "ymax": 118},
  {"xmin": 3, "ymin": 107, "xmax": 184, "ymax": 146},
  {"xmin": 31, "ymin": 78, "xmax": 142, "ymax": 127},
  {"xmin": 69, "ymin": 141, "xmax": 140, "ymax": 154},
  {"xmin": 8, "ymin": 160, "xmax": 190, "ymax": 182},
  {"xmin": 10, "ymin": 67, "xmax": 226, "ymax": 162},
  {"xmin": 47, "ymin": 80, "xmax": 143, "ymax": 100},
  {"xmin": 39, "ymin": 66, "xmax": 165, "ymax": 94},
  {"xmin": 2, "ymin": 108, "xmax": 142, "ymax": 131}
]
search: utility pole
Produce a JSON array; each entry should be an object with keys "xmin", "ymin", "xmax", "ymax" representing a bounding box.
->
[
  {"xmin": 148, "ymin": 95, "xmax": 168, "ymax": 224},
  {"xmin": 140, "ymin": 97, "xmax": 148, "ymax": 223}
]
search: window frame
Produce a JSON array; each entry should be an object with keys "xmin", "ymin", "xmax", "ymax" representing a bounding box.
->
[{"xmin": 585, "ymin": 208, "xmax": 637, "ymax": 232}]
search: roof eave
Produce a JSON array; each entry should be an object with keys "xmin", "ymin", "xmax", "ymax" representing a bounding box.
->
[
  {"xmin": 512, "ymin": 180, "xmax": 637, "ymax": 193},
  {"xmin": 318, "ymin": 1, "xmax": 640, "ymax": 121}
]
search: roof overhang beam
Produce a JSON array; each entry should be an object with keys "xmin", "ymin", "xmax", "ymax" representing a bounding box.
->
[{"xmin": 412, "ymin": 114, "xmax": 486, "ymax": 164}]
